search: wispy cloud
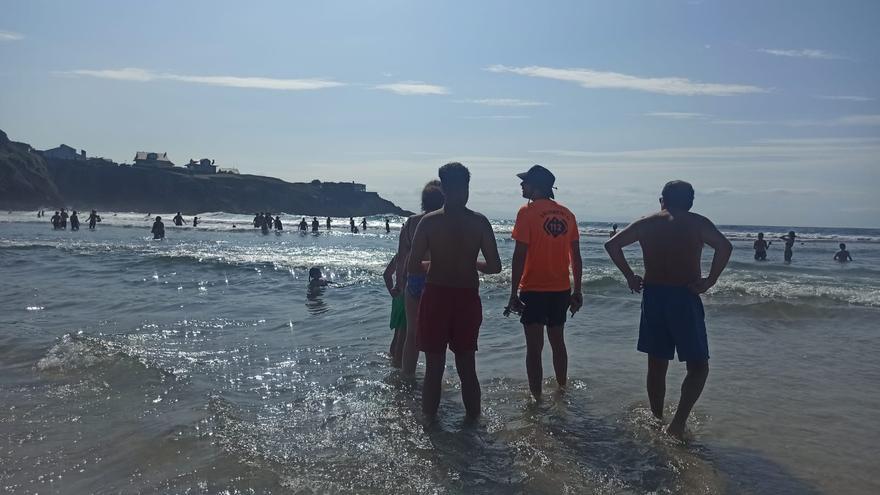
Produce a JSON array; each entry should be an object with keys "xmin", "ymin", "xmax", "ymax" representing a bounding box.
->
[
  {"xmin": 62, "ymin": 67, "xmax": 345, "ymax": 90},
  {"xmin": 457, "ymin": 98, "xmax": 547, "ymax": 107},
  {"xmin": 645, "ymin": 112, "xmax": 709, "ymax": 120},
  {"xmin": 0, "ymin": 30, "xmax": 24, "ymax": 41},
  {"xmin": 374, "ymin": 81, "xmax": 449, "ymax": 95},
  {"xmin": 758, "ymin": 48, "xmax": 848, "ymax": 60},
  {"xmin": 485, "ymin": 64, "xmax": 766, "ymax": 96},
  {"xmin": 815, "ymin": 95, "xmax": 874, "ymax": 102},
  {"xmin": 462, "ymin": 115, "xmax": 531, "ymax": 120}
]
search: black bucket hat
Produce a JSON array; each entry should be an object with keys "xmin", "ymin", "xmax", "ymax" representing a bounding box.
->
[{"xmin": 517, "ymin": 165, "xmax": 556, "ymax": 198}]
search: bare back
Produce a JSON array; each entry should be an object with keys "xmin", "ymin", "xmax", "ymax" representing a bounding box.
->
[
  {"xmin": 638, "ymin": 210, "xmax": 704, "ymax": 286},
  {"xmin": 417, "ymin": 208, "xmax": 493, "ymax": 288}
]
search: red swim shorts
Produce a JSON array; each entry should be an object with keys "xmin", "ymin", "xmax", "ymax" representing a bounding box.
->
[{"xmin": 417, "ymin": 283, "xmax": 483, "ymax": 353}]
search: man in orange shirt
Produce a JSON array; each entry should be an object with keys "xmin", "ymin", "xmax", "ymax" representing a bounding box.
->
[{"xmin": 508, "ymin": 165, "xmax": 583, "ymax": 400}]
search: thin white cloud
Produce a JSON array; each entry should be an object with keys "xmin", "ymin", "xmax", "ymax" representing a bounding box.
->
[
  {"xmin": 758, "ymin": 48, "xmax": 847, "ymax": 60},
  {"xmin": 815, "ymin": 95, "xmax": 874, "ymax": 102},
  {"xmin": 485, "ymin": 64, "xmax": 766, "ymax": 96},
  {"xmin": 462, "ymin": 115, "xmax": 531, "ymax": 120},
  {"xmin": 646, "ymin": 112, "xmax": 709, "ymax": 120},
  {"xmin": 62, "ymin": 67, "xmax": 344, "ymax": 90},
  {"xmin": 374, "ymin": 81, "xmax": 449, "ymax": 95},
  {"xmin": 0, "ymin": 30, "xmax": 23, "ymax": 41},
  {"xmin": 834, "ymin": 114, "xmax": 880, "ymax": 126},
  {"xmin": 783, "ymin": 114, "xmax": 880, "ymax": 127},
  {"xmin": 458, "ymin": 98, "xmax": 547, "ymax": 107}
]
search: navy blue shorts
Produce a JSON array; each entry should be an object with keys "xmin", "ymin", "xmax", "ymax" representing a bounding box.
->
[{"xmin": 638, "ymin": 285, "xmax": 709, "ymax": 362}]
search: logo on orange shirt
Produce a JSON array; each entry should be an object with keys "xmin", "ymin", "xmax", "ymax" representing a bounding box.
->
[{"xmin": 543, "ymin": 217, "xmax": 568, "ymax": 238}]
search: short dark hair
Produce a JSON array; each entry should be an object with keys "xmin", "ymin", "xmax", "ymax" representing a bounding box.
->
[
  {"xmin": 421, "ymin": 179, "xmax": 444, "ymax": 212},
  {"xmin": 661, "ymin": 180, "xmax": 695, "ymax": 210},
  {"xmin": 438, "ymin": 162, "xmax": 470, "ymax": 190}
]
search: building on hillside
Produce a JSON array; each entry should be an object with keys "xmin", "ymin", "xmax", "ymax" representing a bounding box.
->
[
  {"xmin": 217, "ymin": 167, "xmax": 240, "ymax": 175},
  {"xmin": 316, "ymin": 181, "xmax": 367, "ymax": 193},
  {"xmin": 186, "ymin": 158, "xmax": 217, "ymax": 174},
  {"xmin": 41, "ymin": 144, "xmax": 86, "ymax": 161},
  {"xmin": 134, "ymin": 151, "xmax": 174, "ymax": 168}
]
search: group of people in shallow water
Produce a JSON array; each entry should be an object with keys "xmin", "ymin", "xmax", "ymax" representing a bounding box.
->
[
  {"xmin": 753, "ymin": 231, "xmax": 853, "ymax": 262},
  {"xmin": 363, "ymin": 162, "xmax": 733, "ymax": 439},
  {"xmin": 44, "ymin": 208, "xmax": 101, "ymax": 231}
]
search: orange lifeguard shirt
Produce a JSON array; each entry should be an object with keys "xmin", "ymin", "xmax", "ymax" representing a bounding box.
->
[{"xmin": 512, "ymin": 199, "xmax": 579, "ymax": 292}]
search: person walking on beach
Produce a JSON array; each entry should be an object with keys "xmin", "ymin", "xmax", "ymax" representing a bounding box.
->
[
  {"xmin": 834, "ymin": 243, "xmax": 853, "ymax": 262},
  {"xmin": 396, "ymin": 180, "xmax": 445, "ymax": 376},
  {"xmin": 312, "ymin": 217, "xmax": 319, "ymax": 233},
  {"xmin": 753, "ymin": 233, "xmax": 771, "ymax": 261},
  {"xmin": 779, "ymin": 231, "xmax": 796, "ymax": 263},
  {"xmin": 69, "ymin": 211, "xmax": 80, "ymax": 231},
  {"xmin": 408, "ymin": 162, "xmax": 502, "ymax": 419},
  {"xmin": 383, "ymin": 254, "xmax": 407, "ymax": 368},
  {"xmin": 87, "ymin": 210, "xmax": 100, "ymax": 230},
  {"xmin": 610, "ymin": 223, "xmax": 618, "ymax": 238},
  {"xmin": 604, "ymin": 180, "xmax": 732, "ymax": 439},
  {"xmin": 151, "ymin": 216, "xmax": 165, "ymax": 239},
  {"xmin": 507, "ymin": 165, "xmax": 583, "ymax": 400}
]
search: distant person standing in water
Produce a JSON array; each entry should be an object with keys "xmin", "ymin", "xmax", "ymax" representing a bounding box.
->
[
  {"xmin": 87, "ymin": 210, "xmax": 100, "ymax": 230},
  {"xmin": 312, "ymin": 217, "xmax": 319, "ymax": 233},
  {"xmin": 610, "ymin": 223, "xmax": 618, "ymax": 238},
  {"xmin": 508, "ymin": 165, "xmax": 583, "ymax": 400},
  {"xmin": 834, "ymin": 243, "xmax": 853, "ymax": 262},
  {"xmin": 51, "ymin": 211, "xmax": 60, "ymax": 229},
  {"xmin": 60, "ymin": 208, "xmax": 68, "ymax": 229},
  {"xmin": 69, "ymin": 211, "xmax": 80, "ymax": 231},
  {"xmin": 299, "ymin": 217, "xmax": 308, "ymax": 232},
  {"xmin": 193, "ymin": 216, "xmax": 199, "ymax": 228},
  {"xmin": 385, "ymin": 218, "xmax": 391, "ymax": 234},
  {"xmin": 326, "ymin": 217, "xmax": 332, "ymax": 230},
  {"xmin": 253, "ymin": 213, "xmax": 262, "ymax": 228},
  {"xmin": 260, "ymin": 216, "xmax": 270, "ymax": 234},
  {"xmin": 779, "ymin": 231, "xmax": 796, "ymax": 263},
  {"xmin": 362, "ymin": 218, "xmax": 368, "ymax": 232},
  {"xmin": 604, "ymin": 180, "xmax": 732, "ymax": 439},
  {"xmin": 350, "ymin": 217, "xmax": 356, "ymax": 233},
  {"xmin": 274, "ymin": 216, "xmax": 283, "ymax": 231},
  {"xmin": 151, "ymin": 216, "xmax": 165, "ymax": 239},
  {"xmin": 753, "ymin": 233, "xmax": 771, "ymax": 261},
  {"xmin": 173, "ymin": 212, "xmax": 186, "ymax": 226},
  {"xmin": 396, "ymin": 179, "xmax": 444, "ymax": 376},
  {"xmin": 408, "ymin": 163, "xmax": 502, "ymax": 419}
]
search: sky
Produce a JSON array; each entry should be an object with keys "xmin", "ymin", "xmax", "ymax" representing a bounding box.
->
[{"xmin": 1, "ymin": 0, "xmax": 878, "ymax": 227}]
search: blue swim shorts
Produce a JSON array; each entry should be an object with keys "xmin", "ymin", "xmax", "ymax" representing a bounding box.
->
[
  {"xmin": 406, "ymin": 274, "xmax": 426, "ymax": 298},
  {"xmin": 638, "ymin": 285, "xmax": 709, "ymax": 362}
]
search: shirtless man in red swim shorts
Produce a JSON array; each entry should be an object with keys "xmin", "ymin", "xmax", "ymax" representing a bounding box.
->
[{"xmin": 408, "ymin": 162, "xmax": 502, "ymax": 419}]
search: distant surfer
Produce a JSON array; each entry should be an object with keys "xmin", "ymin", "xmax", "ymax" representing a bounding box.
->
[
  {"xmin": 834, "ymin": 243, "xmax": 853, "ymax": 262},
  {"xmin": 753, "ymin": 232, "xmax": 771, "ymax": 261},
  {"xmin": 779, "ymin": 231, "xmax": 797, "ymax": 263},
  {"xmin": 151, "ymin": 216, "xmax": 165, "ymax": 239}
]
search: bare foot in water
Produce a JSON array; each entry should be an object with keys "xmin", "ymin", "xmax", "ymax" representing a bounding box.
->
[{"xmin": 665, "ymin": 422, "xmax": 687, "ymax": 440}]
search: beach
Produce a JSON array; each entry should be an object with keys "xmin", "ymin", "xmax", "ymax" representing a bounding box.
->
[{"xmin": 1, "ymin": 211, "xmax": 878, "ymax": 494}]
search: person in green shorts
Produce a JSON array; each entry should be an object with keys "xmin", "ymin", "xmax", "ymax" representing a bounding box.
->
[{"xmin": 383, "ymin": 254, "xmax": 407, "ymax": 367}]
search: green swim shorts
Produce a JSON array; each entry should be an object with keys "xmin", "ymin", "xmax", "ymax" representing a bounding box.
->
[{"xmin": 390, "ymin": 295, "xmax": 407, "ymax": 330}]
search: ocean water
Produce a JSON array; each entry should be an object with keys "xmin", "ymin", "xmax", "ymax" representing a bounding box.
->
[{"xmin": 1, "ymin": 211, "xmax": 878, "ymax": 494}]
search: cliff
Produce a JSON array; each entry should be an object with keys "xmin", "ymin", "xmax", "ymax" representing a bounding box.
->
[{"xmin": 0, "ymin": 130, "xmax": 413, "ymax": 216}]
